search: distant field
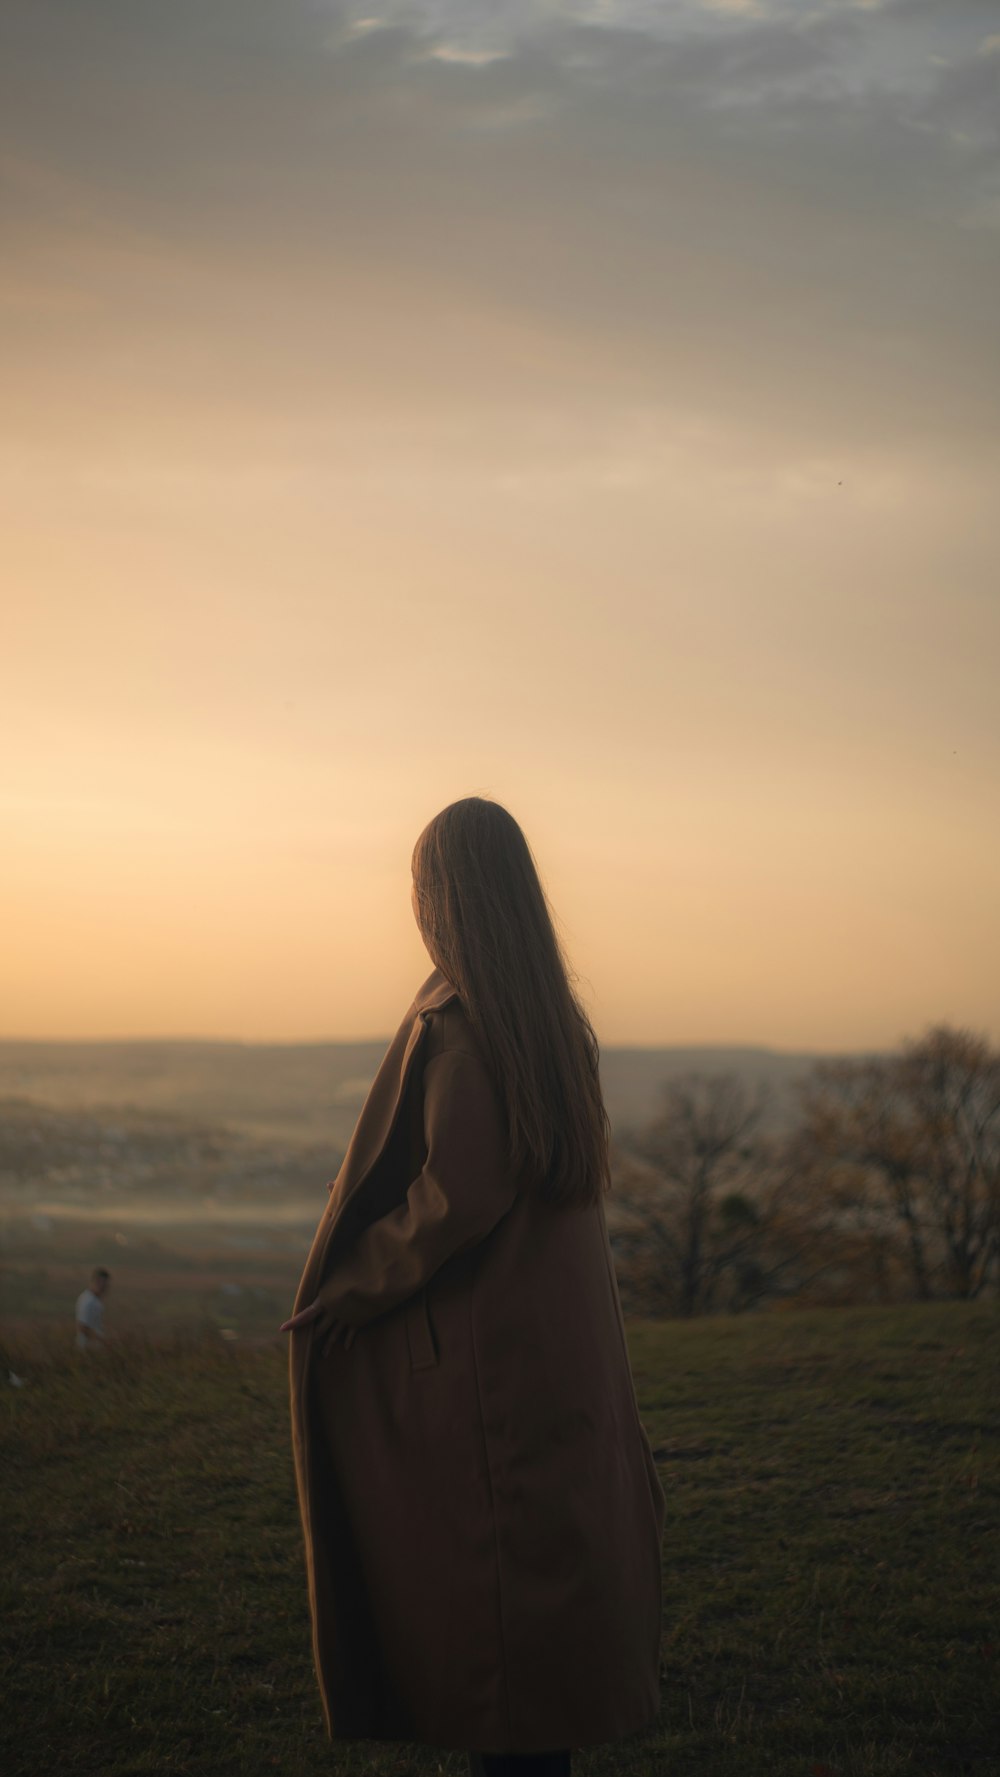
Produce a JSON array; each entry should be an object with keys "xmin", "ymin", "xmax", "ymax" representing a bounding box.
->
[
  {"xmin": 2, "ymin": 1303, "xmax": 997, "ymax": 1777},
  {"xmin": 0, "ymin": 1039, "xmax": 388, "ymax": 1149},
  {"xmin": 1, "ymin": 1207, "xmax": 316, "ymax": 1341}
]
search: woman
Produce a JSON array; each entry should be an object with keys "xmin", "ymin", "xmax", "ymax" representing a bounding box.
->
[{"xmin": 282, "ymin": 797, "xmax": 665, "ymax": 1777}]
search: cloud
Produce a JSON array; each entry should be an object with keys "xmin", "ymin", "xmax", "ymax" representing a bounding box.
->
[
  {"xmin": 428, "ymin": 45, "xmax": 511, "ymax": 64},
  {"xmin": 1, "ymin": 0, "xmax": 997, "ymax": 464}
]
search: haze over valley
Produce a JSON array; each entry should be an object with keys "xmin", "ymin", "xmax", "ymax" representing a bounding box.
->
[
  {"xmin": 0, "ymin": 1033, "xmax": 837, "ymax": 1336},
  {"xmin": 0, "ymin": 1036, "xmax": 831, "ymax": 1160}
]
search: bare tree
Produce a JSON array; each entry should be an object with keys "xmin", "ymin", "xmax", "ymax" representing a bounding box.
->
[
  {"xmin": 614, "ymin": 1074, "xmax": 815, "ymax": 1317},
  {"xmin": 800, "ymin": 1054, "xmax": 934, "ymax": 1299},
  {"xmin": 897, "ymin": 1027, "xmax": 1000, "ymax": 1298},
  {"xmin": 798, "ymin": 1026, "xmax": 1000, "ymax": 1301}
]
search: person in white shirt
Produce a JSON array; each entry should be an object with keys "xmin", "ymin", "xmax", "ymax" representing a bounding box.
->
[{"xmin": 75, "ymin": 1268, "xmax": 111, "ymax": 1353}]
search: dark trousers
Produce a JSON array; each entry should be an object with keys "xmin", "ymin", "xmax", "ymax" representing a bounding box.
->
[{"xmin": 467, "ymin": 1754, "xmax": 571, "ymax": 1777}]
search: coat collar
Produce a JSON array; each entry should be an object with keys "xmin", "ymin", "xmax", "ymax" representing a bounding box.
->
[{"xmin": 412, "ymin": 965, "xmax": 461, "ymax": 1016}]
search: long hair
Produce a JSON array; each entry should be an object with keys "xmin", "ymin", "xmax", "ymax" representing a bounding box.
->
[{"xmin": 411, "ymin": 797, "xmax": 610, "ymax": 1208}]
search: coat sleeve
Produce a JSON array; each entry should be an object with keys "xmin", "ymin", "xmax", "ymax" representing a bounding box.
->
[{"xmin": 312, "ymin": 1045, "xmax": 518, "ymax": 1343}]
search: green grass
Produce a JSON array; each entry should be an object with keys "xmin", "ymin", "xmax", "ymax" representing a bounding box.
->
[{"xmin": 2, "ymin": 1303, "xmax": 998, "ymax": 1777}]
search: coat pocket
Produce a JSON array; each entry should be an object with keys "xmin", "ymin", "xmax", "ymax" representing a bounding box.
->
[{"xmin": 404, "ymin": 1287, "xmax": 438, "ymax": 1372}]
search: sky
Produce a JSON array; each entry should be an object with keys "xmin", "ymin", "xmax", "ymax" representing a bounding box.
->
[{"xmin": 2, "ymin": 0, "xmax": 998, "ymax": 1049}]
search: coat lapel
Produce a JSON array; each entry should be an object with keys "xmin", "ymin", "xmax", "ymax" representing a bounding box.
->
[{"xmin": 322, "ymin": 966, "xmax": 459, "ymax": 1246}]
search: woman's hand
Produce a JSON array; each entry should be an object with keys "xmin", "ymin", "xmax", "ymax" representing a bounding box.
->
[
  {"xmin": 280, "ymin": 1301, "xmax": 323, "ymax": 1334},
  {"xmin": 281, "ymin": 1301, "xmax": 356, "ymax": 1353}
]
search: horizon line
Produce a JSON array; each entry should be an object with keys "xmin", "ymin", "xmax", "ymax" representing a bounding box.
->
[{"xmin": 0, "ymin": 1031, "xmax": 881, "ymax": 1057}]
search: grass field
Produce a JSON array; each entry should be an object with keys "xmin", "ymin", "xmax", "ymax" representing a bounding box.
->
[{"xmin": 2, "ymin": 1303, "xmax": 997, "ymax": 1777}]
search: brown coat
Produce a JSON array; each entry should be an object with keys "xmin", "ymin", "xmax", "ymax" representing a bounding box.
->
[{"xmin": 289, "ymin": 967, "xmax": 665, "ymax": 1754}]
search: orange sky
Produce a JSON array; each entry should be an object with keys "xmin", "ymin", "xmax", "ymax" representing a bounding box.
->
[{"xmin": 2, "ymin": 1, "xmax": 998, "ymax": 1048}]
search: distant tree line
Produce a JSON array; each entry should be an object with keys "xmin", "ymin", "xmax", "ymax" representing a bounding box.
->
[{"xmin": 610, "ymin": 1025, "xmax": 1000, "ymax": 1316}]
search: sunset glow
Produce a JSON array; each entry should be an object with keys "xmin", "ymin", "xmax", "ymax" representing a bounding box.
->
[{"xmin": 3, "ymin": 1, "xmax": 998, "ymax": 1047}]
